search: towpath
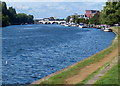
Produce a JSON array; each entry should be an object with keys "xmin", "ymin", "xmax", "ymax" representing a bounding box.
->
[{"xmin": 65, "ymin": 48, "xmax": 118, "ymax": 85}]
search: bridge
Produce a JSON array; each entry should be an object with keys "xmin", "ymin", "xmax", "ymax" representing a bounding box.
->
[{"xmin": 34, "ymin": 19, "xmax": 66, "ymax": 24}]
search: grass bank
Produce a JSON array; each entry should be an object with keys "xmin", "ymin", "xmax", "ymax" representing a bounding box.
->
[
  {"xmin": 91, "ymin": 26, "xmax": 119, "ymax": 85},
  {"xmin": 76, "ymin": 27, "xmax": 120, "ymax": 86},
  {"xmin": 75, "ymin": 56, "xmax": 117, "ymax": 86},
  {"xmin": 75, "ymin": 26, "xmax": 119, "ymax": 85},
  {"xmin": 93, "ymin": 63, "xmax": 118, "ymax": 85},
  {"xmin": 35, "ymin": 26, "xmax": 119, "ymax": 85}
]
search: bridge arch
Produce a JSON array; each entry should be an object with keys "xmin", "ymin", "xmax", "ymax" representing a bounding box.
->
[
  {"xmin": 59, "ymin": 22, "xmax": 65, "ymax": 24},
  {"xmin": 45, "ymin": 22, "xmax": 51, "ymax": 24},
  {"xmin": 36, "ymin": 20, "xmax": 66, "ymax": 24},
  {"xmin": 39, "ymin": 22, "xmax": 43, "ymax": 24},
  {"xmin": 52, "ymin": 22, "xmax": 58, "ymax": 24}
]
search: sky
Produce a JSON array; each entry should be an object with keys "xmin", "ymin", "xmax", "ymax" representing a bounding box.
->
[{"xmin": 2, "ymin": 0, "xmax": 106, "ymax": 19}]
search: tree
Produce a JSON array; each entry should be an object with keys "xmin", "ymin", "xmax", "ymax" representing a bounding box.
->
[
  {"xmin": 8, "ymin": 7, "xmax": 17, "ymax": 24},
  {"xmin": 100, "ymin": 1, "xmax": 120, "ymax": 25},
  {"xmin": 76, "ymin": 18, "xmax": 81, "ymax": 24},
  {"xmin": 2, "ymin": 2, "xmax": 10, "ymax": 26},
  {"xmin": 72, "ymin": 15, "xmax": 78, "ymax": 23},
  {"xmin": 16, "ymin": 13, "xmax": 34, "ymax": 24},
  {"xmin": 89, "ymin": 12, "xmax": 100, "ymax": 25},
  {"xmin": 27, "ymin": 15, "xmax": 34, "ymax": 23},
  {"xmin": 2, "ymin": 2, "xmax": 8, "ymax": 16},
  {"xmin": 1, "ymin": 1, "xmax": 34, "ymax": 27},
  {"xmin": 2, "ymin": 15, "xmax": 9, "ymax": 27},
  {"xmin": 66, "ymin": 16, "xmax": 71, "ymax": 23},
  {"xmin": 8, "ymin": 7, "xmax": 16, "ymax": 15}
]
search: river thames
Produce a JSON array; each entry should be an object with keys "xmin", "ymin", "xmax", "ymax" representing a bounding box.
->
[{"xmin": 2, "ymin": 24, "xmax": 116, "ymax": 84}]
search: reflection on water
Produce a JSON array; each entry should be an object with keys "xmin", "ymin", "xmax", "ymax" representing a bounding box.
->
[{"xmin": 2, "ymin": 24, "xmax": 115, "ymax": 84}]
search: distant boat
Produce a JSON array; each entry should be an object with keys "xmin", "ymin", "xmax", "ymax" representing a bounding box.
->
[
  {"xmin": 62, "ymin": 23, "xmax": 71, "ymax": 27},
  {"xmin": 96, "ymin": 25, "xmax": 101, "ymax": 29},
  {"xmin": 103, "ymin": 28, "xmax": 112, "ymax": 32},
  {"xmin": 101, "ymin": 26, "xmax": 112, "ymax": 32},
  {"xmin": 79, "ymin": 25, "xmax": 83, "ymax": 28},
  {"xmin": 79, "ymin": 23, "xmax": 84, "ymax": 28},
  {"xmin": 64, "ymin": 24, "xmax": 69, "ymax": 27}
]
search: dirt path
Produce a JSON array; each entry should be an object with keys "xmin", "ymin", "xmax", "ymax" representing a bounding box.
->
[
  {"xmin": 65, "ymin": 48, "xmax": 118, "ymax": 84},
  {"xmin": 83, "ymin": 57, "xmax": 118, "ymax": 86}
]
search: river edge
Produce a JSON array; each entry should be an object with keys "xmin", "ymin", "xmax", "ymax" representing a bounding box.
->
[{"xmin": 29, "ymin": 27, "xmax": 118, "ymax": 85}]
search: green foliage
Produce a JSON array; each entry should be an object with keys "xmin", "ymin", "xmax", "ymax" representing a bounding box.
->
[
  {"xmin": 100, "ymin": 1, "xmax": 120, "ymax": 25},
  {"xmin": 16, "ymin": 13, "xmax": 34, "ymax": 24},
  {"xmin": 2, "ymin": 15, "xmax": 10, "ymax": 26},
  {"xmin": 2, "ymin": 2, "xmax": 8, "ymax": 16},
  {"xmin": 89, "ymin": 12, "xmax": 100, "ymax": 25},
  {"xmin": 66, "ymin": 16, "xmax": 71, "ymax": 23},
  {"xmin": 8, "ymin": 7, "xmax": 16, "ymax": 15},
  {"xmin": 1, "ymin": 1, "xmax": 34, "ymax": 27},
  {"xmin": 7, "ymin": 7, "xmax": 17, "ymax": 25},
  {"xmin": 76, "ymin": 18, "xmax": 89, "ymax": 24},
  {"xmin": 66, "ymin": 15, "xmax": 89, "ymax": 24},
  {"xmin": 72, "ymin": 15, "xmax": 78, "ymax": 23}
]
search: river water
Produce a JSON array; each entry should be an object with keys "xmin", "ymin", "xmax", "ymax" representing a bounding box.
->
[{"xmin": 2, "ymin": 24, "xmax": 116, "ymax": 84}]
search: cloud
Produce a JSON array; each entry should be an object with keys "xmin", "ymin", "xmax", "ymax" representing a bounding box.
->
[
  {"xmin": 16, "ymin": 5, "xmax": 31, "ymax": 10},
  {"xmin": 5, "ymin": 2, "xmax": 105, "ymax": 19}
]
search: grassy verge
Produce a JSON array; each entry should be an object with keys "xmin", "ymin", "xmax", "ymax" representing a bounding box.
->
[
  {"xmin": 93, "ymin": 63, "xmax": 118, "ymax": 85},
  {"xmin": 75, "ymin": 56, "xmax": 117, "ymax": 86},
  {"xmin": 37, "ymin": 26, "xmax": 119, "ymax": 85},
  {"xmin": 91, "ymin": 26, "xmax": 119, "ymax": 86}
]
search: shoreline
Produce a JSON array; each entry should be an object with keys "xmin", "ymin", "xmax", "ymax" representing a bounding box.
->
[{"xmin": 30, "ymin": 27, "xmax": 118, "ymax": 85}]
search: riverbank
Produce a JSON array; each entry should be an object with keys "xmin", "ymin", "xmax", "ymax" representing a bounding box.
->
[
  {"xmin": 30, "ymin": 26, "xmax": 119, "ymax": 85},
  {"xmin": 74, "ymin": 26, "xmax": 119, "ymax": 85}
]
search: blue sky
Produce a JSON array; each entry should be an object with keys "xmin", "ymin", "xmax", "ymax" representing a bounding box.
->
[{"xmin": 5, "ymin": 2, "xmax": 106, "ymax": 19}]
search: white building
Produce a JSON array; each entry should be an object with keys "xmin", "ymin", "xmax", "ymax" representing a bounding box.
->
[{"xmin": 78, "ymin": 14, "xmax": 88, "ymax": 19}]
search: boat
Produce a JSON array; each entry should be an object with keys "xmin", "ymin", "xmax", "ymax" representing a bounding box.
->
[
  {"xmin": 79, "ymin": 25, "xmax": 83, "ymax": 28},
  {"xmin": 101, "ymin": 26, "xmax": 112, "ymax": 32},
  {"xmin": 63, "ymin": 23, "xmax": 71, "ymax": 27},
  {"xmin": 96, "ymin": 25, "xmax": 101, "ymax": 29},
  {"xmin": 103, "ymin": 28, "xmax": 112, "ymax": 32},
  {"xmin": 79, "ymin": 23, "xmax": 84, "ymax": 28}
]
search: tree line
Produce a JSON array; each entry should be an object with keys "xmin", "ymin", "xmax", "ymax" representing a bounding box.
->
[
  {"xmin": 1, "ymin": 1, "xmax": 34, "ymax": 27},
  {"xmin": 66, "ymin": 15, "xmax": 89, "ymax": 24},
  {"xmin": 66, "ymin": 1, "xmax": 120, "ymax": 26}
]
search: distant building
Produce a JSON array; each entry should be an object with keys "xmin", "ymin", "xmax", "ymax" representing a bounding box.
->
[
  {"xmin": 78, "ymin": 14, "xmax": 88, "ymax": 19},
  {"xmin": 43, "ymin": 17, "xmax": 56, "ymax": 21},
  {"xmin": 85, "ymin": 10, "xmax": 99, "ymax": 18},
  {"xmin": 49, "ymin": 17, "xmax": 56, "ymax": 21},
  {"xmin": 43, "ymin": 18, "xmax": 49, "ymax": 21}
]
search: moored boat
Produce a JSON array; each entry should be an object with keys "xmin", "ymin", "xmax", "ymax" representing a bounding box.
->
[
  {"xmin": 79, "ymin": 23, "xmax": 84, "ymax": 28},
  {"xmin": 101, "ymin": 25, "xmax": 112, "ymax": 32}
]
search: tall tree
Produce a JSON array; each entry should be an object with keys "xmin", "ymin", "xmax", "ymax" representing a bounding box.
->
[
  {"xmin": 66, "ymin": 16, "xmax": 71, "ymax": 23},
  {"xmin": 8, "ymin": 7, "xmax": 17, "ymax": 24},
  {"xmin": 89, "ymin": 12, "xmax": 100, "ymax": 25},
  {"xmin": 1, "ymin": 2, "xmax": 34, "ymax": 27},
  {"xmin": 72, "ymin": 15, "xmax": 78, "ymax": 23},
  {"xmin": 2, "ymin": 2, "xmax": 8, "ymax": 16},
  {"xmin": 100, "ymin": 1, "xmax": 120, "ymax": 25}
]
